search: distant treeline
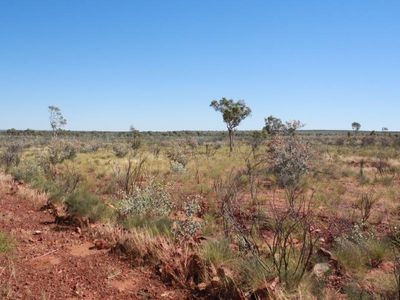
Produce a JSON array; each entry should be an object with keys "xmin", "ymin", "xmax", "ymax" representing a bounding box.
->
[{"xmin": 1, "ymin": 128, "xmax": 398, "ymax": 138}]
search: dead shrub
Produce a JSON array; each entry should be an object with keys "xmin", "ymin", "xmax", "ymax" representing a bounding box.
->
[
  {"xmin": 266, "ymin": 195, "xmax": 319, "ymax": 291},
  {"xmin": 1, "ymin": 144, "xmax": 22, "ymax": 172},
  {"xmin": 111, "ymin": 156, "xmax": 147, "ymax": 195},
  {"xmin": 356, "ymin": 192, "xmax": 377, "ymax": 225}
]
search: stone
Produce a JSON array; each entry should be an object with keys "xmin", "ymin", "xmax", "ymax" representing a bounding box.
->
[{"xmin": 313, "ymin": 263, "xmax": 330, "ymax": 278}]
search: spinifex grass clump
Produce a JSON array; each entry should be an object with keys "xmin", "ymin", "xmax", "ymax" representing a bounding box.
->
[
  {"xmin": 65, "ymin": 189, "xmax": 109, "ymax": 222},
  {"xmin": 334, "ymin": 225, "xmax": 389, "ymax": 273},
  {"xmin": 0, "ymin": 232, "xmax": 13, "ymax": 253}
]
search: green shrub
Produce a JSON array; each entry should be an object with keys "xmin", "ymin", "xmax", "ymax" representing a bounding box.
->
[{"xmin": 65, "ymin": 190, "xmax": 109, "ymax": 222}]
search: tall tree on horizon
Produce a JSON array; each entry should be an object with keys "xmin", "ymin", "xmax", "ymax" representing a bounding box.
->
[
  {"xmin": 210, "ymin": 98, "xmax": 251, "ymax": 152},
  {"xmin": 48, "ymin": 106, "xmax": 67, "ymax": 137},
  {"xmin": 352, "ymin": 122, "xmax": 361, "ymax": 133}
]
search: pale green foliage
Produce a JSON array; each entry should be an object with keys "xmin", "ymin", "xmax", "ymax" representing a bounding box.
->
[
  {"xmin": 173, "ymin": 198, "xmax": 203, "ymax": 239},
  {"xmin": 46, "ymin": 140, "xmax": 77, "ymax": 165},
  {"xmin": 118, "ymin": 182, "xmax": 172, "ymax": 218},
  {"xmin": 48, "ymin": 105, "xmax": 67, "ymax": 134},
  {"xmin": 268, "ymin": 122, "xmax": 311, "ymax": 194}
]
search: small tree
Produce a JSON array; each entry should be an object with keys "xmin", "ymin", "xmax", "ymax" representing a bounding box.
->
[
  {"xmin": 264, "ymin": 116, "xmax": 285, "ymax": 135},
  {"xmin": 49, "ymin": 106, "xmax": 67, "ymax": 137},
  {"xmin": 352, "ymin": 122, "xmax": 361, "ymax": 133},
  {"xmin": 210, "ymin": 98, "xmax": 251, "ymax": 152},
  {"xmin": 129, "ymin": 126, "xmax": 142, "ymax": 152}
]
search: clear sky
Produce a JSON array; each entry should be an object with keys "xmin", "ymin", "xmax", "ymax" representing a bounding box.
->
[{"xmin": 1, "ymin": 0, "xmax": 399, "ymax": 131}]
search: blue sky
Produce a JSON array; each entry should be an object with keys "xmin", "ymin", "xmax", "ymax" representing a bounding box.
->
[{"xmin": 1, "ymin": 0, "xmax": 399, "ymax": 131}]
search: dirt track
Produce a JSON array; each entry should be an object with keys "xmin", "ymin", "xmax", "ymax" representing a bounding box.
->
[{"xmin": 0, "ymin": 174, "xmax": 185, "ymax": 299}]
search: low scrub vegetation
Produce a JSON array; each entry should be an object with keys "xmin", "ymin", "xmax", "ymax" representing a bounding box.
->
[{"xmin": 2, "ymin": 110, "xmax": 400, "ymax": 298}]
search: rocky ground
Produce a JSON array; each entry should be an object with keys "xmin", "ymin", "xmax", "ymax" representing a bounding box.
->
[{"xmin": 0, "ymin": 174, "xmax": 186, "ymax": 299}]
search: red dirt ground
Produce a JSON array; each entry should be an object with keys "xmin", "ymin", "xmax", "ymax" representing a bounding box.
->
[{"xmin": 0, "ymin": 175, "xmax": 187, "ymax": 299}]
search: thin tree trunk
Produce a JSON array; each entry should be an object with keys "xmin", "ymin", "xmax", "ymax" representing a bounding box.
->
[{"xmin": 228, "ymin": 129, "xmax": 234, "ymax": 153}]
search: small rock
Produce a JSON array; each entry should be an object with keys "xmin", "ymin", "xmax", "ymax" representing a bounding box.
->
[
  {"xmin": 197, "ymin": 283, "xmax": 207, "ymax": 291},
  {"xmin": 313, "ymin": 263, "xmax": 330, "ymax": 278},
  {"xmin": 33, "ymin": 230, "xmax": 42, "ymax": 235},
  {"xmin": 92, "ymin": 239, "xmax": 108, "ymax": 250},
  {"xmin": 211, "ymin": 276, "xmax": 221, "ymax": 287}
]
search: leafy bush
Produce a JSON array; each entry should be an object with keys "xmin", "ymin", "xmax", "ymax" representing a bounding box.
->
[
  {"xmin": 268, "ymin": 134, "xmax": 311, "ymax": 189},
  {"xmin": 170, "ymin": 161, "xmax": 186, "ymax": 173},
  {"xmin": 113, "ymin": 144, "xmax": 129, "ymax": 158},
  {"xmin": 79, "ymin": 142, "xmax": 100, "ymax": 153},
  {"xmin": 118, "ymin": 181, "xmax": 172, "ymax": 218},
  {"xmin": 267, "ymin": 125, "xmax": 311, "ymax": 207},
  {"xmin": 47, "ymin": 141, "xmax": 77, "ymax": 165},
  {"xmin": 166, "ymin": 148, "xmax": 188, "ymax": 167},
  {"xmin": 173, "ymin": 198, "xmax": 203, "ymax": 239},
  {"xmin": 65, "ymin": 190, "xmax": 109, "ymax": 222}
]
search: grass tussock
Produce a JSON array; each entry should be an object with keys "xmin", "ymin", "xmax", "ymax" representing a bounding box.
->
[{"xmin": 0, "ymin": 232, "xmax": 13, "ymax": 253}]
